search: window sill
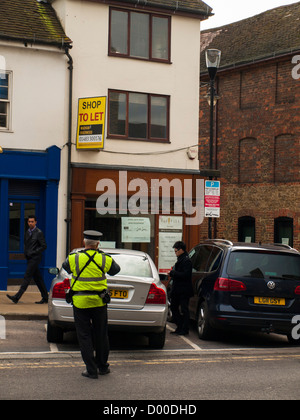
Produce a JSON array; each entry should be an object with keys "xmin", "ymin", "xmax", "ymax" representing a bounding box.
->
[
  {"xmin": 107, "ymin": 136, "xmax": 170, "ymax": 144},
  {"xmin": 108, "ymin": 52, "xmax": 172, "ymax": 65}
]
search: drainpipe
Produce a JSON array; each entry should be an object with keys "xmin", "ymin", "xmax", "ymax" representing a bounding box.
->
[{"xmin": 65, "ymin": 45, "xmax": 73, "ymax": 257}]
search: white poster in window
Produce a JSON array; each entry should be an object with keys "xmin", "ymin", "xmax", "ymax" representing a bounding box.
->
[
  {"xmin": 121, "ymin": 217, "xmax": 150, "ymax": 243},
  {"xmin": 158, "ymin": 232, "xmax": 183, "ymax": 274}
]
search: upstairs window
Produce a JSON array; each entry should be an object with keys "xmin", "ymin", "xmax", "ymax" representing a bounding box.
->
[
  {"xmin": 108, "ymin": 89, "xmax": 169, "ymax": 142},
  {"xmin": 109, "ymin": 8, "xmax": 170, "ymax": 62},
  {"xmin": 0, "ymin": 71, "xmax": 11, "ymax": 130}
]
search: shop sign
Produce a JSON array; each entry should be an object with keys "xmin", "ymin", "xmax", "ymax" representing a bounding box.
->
[{"xmin": 76, "ymin": 96, "xmax": 106, "ymax": 149}]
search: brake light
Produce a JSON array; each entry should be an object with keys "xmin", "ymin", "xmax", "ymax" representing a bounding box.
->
[
  {"xmin": 145, "ymin": 283, "xmax": 166, "ymax": 305},
  {"xmin": 52, "ymin": 279, "xmax": 70, "ymax": 299},
  {"xmin": 214, "ymin": 277, "xmax": 247, "ymax": 292},
  {"xmin": 295, "ymin": 286, "xmax": 300, "ymax": 295}
]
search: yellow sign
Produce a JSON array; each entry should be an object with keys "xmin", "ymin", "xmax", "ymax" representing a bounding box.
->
[{"xmin": 76, "ymin": 96, "xmax": 106, "ymax": 149}]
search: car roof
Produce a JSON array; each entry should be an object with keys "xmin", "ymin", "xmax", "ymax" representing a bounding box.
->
[
  {"xmin": 71, "ymin": 247, "xmax": 150, "ymax": 258},
  {"xmin": 198, "ymin": 240, "xmax": 300, "ymax": 255}
]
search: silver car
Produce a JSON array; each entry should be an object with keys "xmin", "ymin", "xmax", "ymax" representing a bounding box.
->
[{"xmin": 47, "ymin": 248, "xmax": 168, "ymax": 348}]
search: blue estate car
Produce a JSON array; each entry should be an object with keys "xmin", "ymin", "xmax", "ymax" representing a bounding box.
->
[{"xmin": 188, "ymin": 240, "xmax": 300, "ymax": 343}]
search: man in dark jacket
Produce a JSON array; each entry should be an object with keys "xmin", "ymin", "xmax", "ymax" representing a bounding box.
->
[
  {"xmin": 169, "ymin": 241, "xmax": 193, "ymax": 336},
  {"xmin": 7, "ymin": 215, "xmax": 48, "ymax": 304}
]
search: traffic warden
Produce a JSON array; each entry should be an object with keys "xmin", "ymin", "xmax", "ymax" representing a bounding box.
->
[{"xmin": 62, "ymin": 230, "xmax": 120, "ymax": 379}]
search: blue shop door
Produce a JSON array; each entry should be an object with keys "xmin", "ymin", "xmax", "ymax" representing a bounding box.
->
[{"xmin": 8, "ymin": 200, "xmax": 41, "ymax": 284}]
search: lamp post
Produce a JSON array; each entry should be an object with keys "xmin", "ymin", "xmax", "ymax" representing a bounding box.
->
[{"xmin": 205, "ymin": 49, "xmax": 221, "ymax": 239}]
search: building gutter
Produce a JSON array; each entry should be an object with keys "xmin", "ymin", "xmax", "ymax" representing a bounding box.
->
[
  {"xmin": 91, "ymin": 0, "xmax": 213, "ymax": 17},
  {"xmin": 0, "ymin": 33, "xmax": 70, "ymax": 49},
  {"xmin": 64, "ymin": 45, "xmax": 73, "ymax": 257}
]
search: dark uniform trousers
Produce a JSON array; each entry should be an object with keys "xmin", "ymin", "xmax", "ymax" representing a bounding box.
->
[{"xmin": 73, "ymin": 305, "xmax": 109, "ymax": 375}]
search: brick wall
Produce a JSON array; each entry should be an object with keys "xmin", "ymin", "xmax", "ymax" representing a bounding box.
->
[{"xmin": 199, "ymin": 57, "xmax": 300, "ymax": 250}]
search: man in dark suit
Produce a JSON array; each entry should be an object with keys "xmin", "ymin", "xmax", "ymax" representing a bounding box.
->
[
  {"xmin": 169, "ymin": 241, "xmax": 193, "ymax": 336},
  {"xmin": 7, "ymin": 215, "xmax": 48, "ymax": 304}
]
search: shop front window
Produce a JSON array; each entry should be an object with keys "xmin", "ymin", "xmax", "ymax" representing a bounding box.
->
[{"xmin": 84, "ymin": 200, "xmax": 155, "ymax": 259}]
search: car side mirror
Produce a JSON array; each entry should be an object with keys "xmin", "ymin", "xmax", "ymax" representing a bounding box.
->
[{"xmin": 48, "ymin": 267, "xmax": 59, "ymax": 275}]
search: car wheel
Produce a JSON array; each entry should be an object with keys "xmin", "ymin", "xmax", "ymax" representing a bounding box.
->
[
  {"xmin": 148, "ymin": 327, "xmax": 166, "ymax": 349},
  {"xmin": 196, "ymin": 301, "xmax": 213, "ymax": 340},
  {"xmin": 47, "ymin": 319, "xmax": 64, "ymax": 343}
]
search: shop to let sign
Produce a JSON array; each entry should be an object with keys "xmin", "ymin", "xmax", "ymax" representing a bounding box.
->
[
  {"xmin": 76, "ymin": 96, "xmax": 106, "ymax": 149},
  {"xmin": 205, "ymin": 180, "xmax": 220, "ymax": 218}
]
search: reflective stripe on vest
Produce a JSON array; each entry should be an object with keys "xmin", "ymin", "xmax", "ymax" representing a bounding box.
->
[{"xmin": 68, "ymin": 250, "xmax": 113, "ymax": 309}]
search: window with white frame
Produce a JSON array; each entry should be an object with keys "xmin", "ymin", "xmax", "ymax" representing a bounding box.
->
[{"xmin": 0, "ymin": 71, "xmax": 11, "ymax": 130}]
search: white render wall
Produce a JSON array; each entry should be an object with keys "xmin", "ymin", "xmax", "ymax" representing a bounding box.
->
[
  {"xmin": 53, "ymin": 0, "xmax": 201, "ymax": 171},
  {"xmin": 0, "ymin": 41, "xmax": 69, "ymax": 264}
]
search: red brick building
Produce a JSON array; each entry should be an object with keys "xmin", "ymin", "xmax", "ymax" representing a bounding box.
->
[{"xmin": 199, "ymin": 2, "xmax": 300, "ymax": 250}]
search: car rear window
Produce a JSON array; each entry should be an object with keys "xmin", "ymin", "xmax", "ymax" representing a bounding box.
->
[
  {"xmin": 109, "ymin": 254, "xmax": 153, "ymax": 277},
  {"xmin": 227, "ymin": 251, "xmax": 300, "ymax": 280}
]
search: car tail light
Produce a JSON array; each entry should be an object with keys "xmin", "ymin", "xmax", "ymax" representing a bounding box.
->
[
  {"xmin": 52, "ymin": 279, "xmax": 70, "ymax": 299},
  {"xmin": 145, "ymin": 283, "xmax": 166, "ymax": 305},
  {"xmin": 295, "ymin": 286, "xmax": 300, "ymax": 295},
  {"xmin": 214, "ymin": 277, "xmax": 247, "ymax": 292}
]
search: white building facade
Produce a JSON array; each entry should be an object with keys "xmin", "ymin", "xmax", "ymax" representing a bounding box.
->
[{"xmin": 51, "ymin": 0, "xmax": 212, "ymax": 270}]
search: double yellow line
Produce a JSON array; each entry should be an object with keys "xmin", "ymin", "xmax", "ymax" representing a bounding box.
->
[{"xmin": 0, "ymin": 353, "xmax": 299, "ymax": 370}]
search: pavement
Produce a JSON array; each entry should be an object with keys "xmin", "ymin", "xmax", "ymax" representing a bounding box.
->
[{"xmin": 0, "ymin": 290, "xmax": 48, "ymax": 320}]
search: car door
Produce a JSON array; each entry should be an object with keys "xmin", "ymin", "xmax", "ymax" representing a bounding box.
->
[{"xmin": 188, "ymin": 245, "xmax": 213, "ymax": 320}]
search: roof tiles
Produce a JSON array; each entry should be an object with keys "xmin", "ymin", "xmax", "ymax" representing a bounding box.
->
[
  {"xmin": 0, "ymin": 0, "xmax": 71, "ymax": 46},
  {"xmin": 200, "ymin": 1, "xmax": 300, "ymax": 73}
]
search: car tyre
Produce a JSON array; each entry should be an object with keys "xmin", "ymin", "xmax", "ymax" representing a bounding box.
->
[
  {"xmin": 47, "ymin": 319, "xmax": 64, "ymax": 343},
  {"xmin": 196, "ymin": 301, "xmax": 214, "ymax": 340},
  {"xmin": 148, "ymin": 327, "xmax": 166, "ymax": 349}
]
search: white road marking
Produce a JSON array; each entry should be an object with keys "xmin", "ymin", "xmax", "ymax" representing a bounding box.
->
[{"xmin": 166, "ymin": 324, "xmax": 202, "ymax": 350}]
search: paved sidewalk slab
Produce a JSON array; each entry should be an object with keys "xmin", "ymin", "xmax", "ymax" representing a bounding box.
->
[{"xmin": 0, "ymin": 291, "xmax": 48, "ymax": 320}]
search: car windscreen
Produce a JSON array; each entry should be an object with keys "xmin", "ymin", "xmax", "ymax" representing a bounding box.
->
[
  {"xmin": 227, "ymin": 251, "xmax": 300, "ymax": 280},
  {"xmin": 109, "ymin": 254, "xmax": 153, "ymax": 277}
]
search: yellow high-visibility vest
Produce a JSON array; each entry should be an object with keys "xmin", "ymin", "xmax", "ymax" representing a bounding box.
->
[{"xmin": 68, "ymin": 249, "xmax": 113, "ymax": 309}]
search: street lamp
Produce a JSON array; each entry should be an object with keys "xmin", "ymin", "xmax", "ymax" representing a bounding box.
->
[{"xmin": 205, "ymin": 49, "xmax": 221, "ymax": 239}]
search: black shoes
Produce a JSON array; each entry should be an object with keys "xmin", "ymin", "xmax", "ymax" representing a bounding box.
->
[
  {"xmin": 82, "ymin": 370, "xmax": 98, "ymax": 379},
  {"xmin": 6, "ymin": 295, "xmax": 48, "ymax": 304},
  {"xmin": 35, "ymin": 298, "xmax": 48, "ymax": 304},
  {"xmin": 82, "ymin": 367, "xmax": 110, "ymax": 379},
  {"xmin": 6, "ymin": 294, "xmax": 19, "ymax": 304},
  {"xmin": 170, "ymin": 329, "xmax": 189, "ymax": 336},
  {"xmin": 99, "ymin": 367, "xmax": 110, "ymax": 375},
  {"xmin": 176, "ymin": 330, "xmax": 189, "ymax": 336}
]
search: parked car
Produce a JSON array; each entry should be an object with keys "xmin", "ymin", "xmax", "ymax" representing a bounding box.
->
[
  {"xmin": 47, "ymin": 248, "xmax": 168, "ymax": 348},
  {"xmin": 188, "ymin": 240, "xmax": 300, "ymax": 343}
]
